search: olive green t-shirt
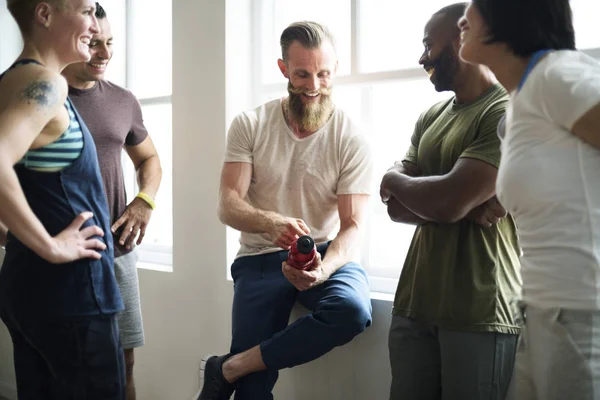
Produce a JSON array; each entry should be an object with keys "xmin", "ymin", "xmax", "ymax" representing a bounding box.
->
[{"xmin": 393, "ymin": 84, "xmax": 522, "ymax": 334}]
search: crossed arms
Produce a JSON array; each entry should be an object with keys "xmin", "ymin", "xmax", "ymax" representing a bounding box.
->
[{"xmin": 381, "ymin": 158, "xmax": 506, "ymax": 227}]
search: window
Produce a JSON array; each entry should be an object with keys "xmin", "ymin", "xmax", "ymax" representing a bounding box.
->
[
  {"xmin": 99, "ymin": 0, "xmax": 127, "ymax": 87},
  {"xmin": 0, "ymin": 2, "xmax": 175, "ymax": 266},
  {"xmin": 571, "ymin": 0, "xmax": 600, "ymax": 50},
  {"xmin": 127, "ymin": 0, "xmax": 173, "ymax": 267},
  {"xmin": 259, "ymin": 0, "xmax": 352, "ymax": 84},
  {"xmin": 0, "ymin": 4, "xmax": 22, "ymax": 71},
  {"xmin": 237, "ymin": 0, "xmax": 600, "ymax": 294},
  {"xmin": 242, "ymin": 0, "xmax": 453, "ymax": 293},
  {"xmin": 103, "ymin": 0, "xmax": 173, "ymax": 268}
]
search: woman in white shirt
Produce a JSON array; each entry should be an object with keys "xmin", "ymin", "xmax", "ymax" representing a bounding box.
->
[{"xmin": 458, "ymin": 0, "xmax": 600, "ymax": 399}]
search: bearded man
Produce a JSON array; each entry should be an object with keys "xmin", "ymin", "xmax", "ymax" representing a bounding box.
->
[{"xmin": 197, "ymin": 21, "xmax": 374, "ymax": 400}]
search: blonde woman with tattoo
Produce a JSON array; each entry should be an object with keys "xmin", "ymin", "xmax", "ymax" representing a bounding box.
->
[{"xmin": 0, "ymin": 0, "xmax": 125, "ymax": 398}]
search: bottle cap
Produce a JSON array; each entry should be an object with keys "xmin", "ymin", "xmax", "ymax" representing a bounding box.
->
[{"xmin": 297, "ymin": 235, "xmax": 315, "ymax": 254}]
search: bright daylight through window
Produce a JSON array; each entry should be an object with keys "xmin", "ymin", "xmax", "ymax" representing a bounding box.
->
[
  {"xmin": 103, "ymin": 0, "xmax": 173, "ymax": 269},
  {"xmin": 103, "ymin": 0, "xmax": 600, "ymax": 283},
  {"xmin": 224, "ymin": 0, "xmax": 600, "ymax": 294}
]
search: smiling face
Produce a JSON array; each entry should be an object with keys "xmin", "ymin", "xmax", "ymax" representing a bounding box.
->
[
  {"xmin": 83, "ymin": 17, "xmax": 113, "ymax": 80},
  {"xmin": 278, "ymin": 40, "xmax": 338, "ymax": 132},
  {"xmin": 419, "ymin": 13, "xmax": 461, "ymax": 92},
  {"xmin": 48, "ymin": 0, "xmax": 100, "ymax": 64},
  {"xmin": 63, "ymin": 16, "xmax": 112, "ymax": 86}
]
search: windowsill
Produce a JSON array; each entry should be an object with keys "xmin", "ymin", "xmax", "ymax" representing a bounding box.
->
[
  {"xmin": 370, "ymin": 291, "xmax": 395, "ymax": 303},
  {"xmin": 137, "ymin": 261, "xmax": 173, "ymax": 272},
  {"xmin": 134, "ymin": 262, "xmax": 395, "ymax": 303},
  {"xmin": 223, "ymin": 275, "xmax": 395, "ymax": 304}
]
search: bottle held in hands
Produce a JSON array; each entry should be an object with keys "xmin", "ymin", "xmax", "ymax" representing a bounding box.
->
[{"xmin": 287, "ymin": 235, "xmax": 317, "ymax": 270}]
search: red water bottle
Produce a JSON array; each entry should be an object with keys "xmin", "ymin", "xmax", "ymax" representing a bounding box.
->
[{"xmin": 287, "ymin": 235, "xmax": 317, "ymax": 270}]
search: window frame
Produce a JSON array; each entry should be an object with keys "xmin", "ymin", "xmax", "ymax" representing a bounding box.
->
[
  {"xmin": 249, "ymin": 0, "xmax": 429, "ymax": 293},
  {"xmin": 247, "ymin": 0, "xmax": 600, "ymax": 293},
  {"xmin": 123, "ymin": 0, "xmax": 174, "ymax": 269}
]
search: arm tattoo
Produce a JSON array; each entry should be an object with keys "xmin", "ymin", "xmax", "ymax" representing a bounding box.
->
[{"xmin": 20, "ymin": 80, "xmax": 59, "ymax": 109}]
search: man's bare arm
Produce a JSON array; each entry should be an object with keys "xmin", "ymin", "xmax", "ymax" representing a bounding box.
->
[
  {"xmin": 320, "ymin": 194, "xmax": 369, "ymax": 276},
  {"xmin": 218, "ymin": 162, "xmax": 309, "ymax": 249},
  {"xmin": 126, "ymin": 136, "xmax": 162, "ymax": 199},
  {"xmin": 112, "ymin": 136, "xmax": 163, "ymax": 248},
  {"xmin": 383, "ymin": 161, "xmax": 429, "ymax": 225},
  {"xmin": 282, "ymin": 194, "xmax": 369, "ymax": 291},
  {"xmin": 218, "ymin": 162, "xmax": 276, "ymax": 234}
]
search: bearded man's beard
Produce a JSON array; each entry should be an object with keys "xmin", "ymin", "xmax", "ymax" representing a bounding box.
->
[{"xmin": 287, "ymin": 81, "xmax": 334, "ymax": 132}]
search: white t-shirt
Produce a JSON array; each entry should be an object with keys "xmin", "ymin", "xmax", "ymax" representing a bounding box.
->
[
  {"xmin": 497, "ymin": 50, "xmax": 600, "ymax": 309},
  {"xmin": 225, "ymin": 99, "xmax": 373, "ymax": 258}
]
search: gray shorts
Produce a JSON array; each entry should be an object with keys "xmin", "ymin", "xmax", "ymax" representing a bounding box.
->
[
  {"xmin": 114, "ymin": 250, "xmax": 144, "ymax": 349},
  {"xmin": 507, "ymin": 306, "xmax": 600, "ymax": 400}
]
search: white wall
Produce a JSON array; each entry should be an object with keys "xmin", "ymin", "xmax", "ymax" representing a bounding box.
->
[{"xmin": 0, "ymin": 1, "xmax": 393, "ymax": 399}]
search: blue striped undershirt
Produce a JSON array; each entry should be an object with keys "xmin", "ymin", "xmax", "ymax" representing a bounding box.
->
[{"xmin": 17, "ymin": 99, "xmax": 83, "ymax": 172}]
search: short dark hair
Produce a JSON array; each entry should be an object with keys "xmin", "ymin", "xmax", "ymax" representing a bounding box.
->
[
  {"xmin": 280, "ymin": 21, "xmax": 336, "ymax": 62},
  {"xmin": 473, "ymin": 0, "xmax": 575, "ymax": 57},
  {"xmin": 95, "ymin": 2, "xmax": 106, "ymax": 19},
  {"xmin": 433, "ymin": 2, "xmax": 469, "ymax": 36}
]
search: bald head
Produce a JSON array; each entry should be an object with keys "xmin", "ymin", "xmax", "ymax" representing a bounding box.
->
[
  {"xmin": 420, "ymin": 3, "xmax": 468, "ymax": 93},
  {"xmin": 428, "ymin": 2, "xmax": 468, "ymax": 38}
]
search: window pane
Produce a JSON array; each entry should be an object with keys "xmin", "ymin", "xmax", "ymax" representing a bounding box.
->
[
  {"xmin": 257, "ymin": 90, "xmax": 286, "ymax": 107},
  {"xmin": 369, "ymin": 79, "xmax": 450, "ymax": 178},
  {"xmin": 137, "ymin": 103, "xmax": 173, "ymax": 249},
  {"xmin": 358, "ymin": 0, "xmax": 458, "ymax": 73},
  {"xmin": 226, "ymin": 227, "xmax": 239, "ymax": 278},
  {"xmin": 260, "ymin": 0, "xmax": 351, "ymax": 84},
  {"xmin": 571, "ymin": 0, "xmax": 600, "ymax": 50},
  {"xmin": 98, "ymin": 0, "xmax": 127, "ymax": 87},
  {"xmin": 254, "ymin": 79, "xmax": 449, "ymax": 281},
  {"xmin": 128, "ymin": 0, "xmax": 172, "ymax": 98},
  {"xmin": 333, "ymin": 85, "xmax": 365, "ymax": 125},
  {"xmin": 366, "ymin": 79, "xmax": 450, "ymax": 278},
  {"xmin": 0, "ymin": 4, "xmax": 22, "ymax": 70}
]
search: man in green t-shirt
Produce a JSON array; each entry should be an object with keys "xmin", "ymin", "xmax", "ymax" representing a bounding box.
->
[{"xmin": 379, "ymin": 3, "xmax": 522, "ymax": 400}]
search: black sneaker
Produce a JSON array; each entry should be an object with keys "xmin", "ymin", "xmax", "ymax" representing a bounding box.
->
[{"xmin": 197, "ymin": 354, "xmax": 236, "ymax": 400}]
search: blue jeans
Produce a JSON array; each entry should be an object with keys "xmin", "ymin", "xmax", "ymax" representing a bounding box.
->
[
  {"xmin": 230, "ymin": 243, "xmax": 372, "ymax": 400},
  {"xmin": 1, "ymin": 309, "xmax": 125, "ymax": 400}
]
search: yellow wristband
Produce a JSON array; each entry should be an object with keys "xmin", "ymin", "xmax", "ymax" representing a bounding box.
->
[{"xmin": 136, "ymin": 192, "xmax": 156, "ymax": 210}]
